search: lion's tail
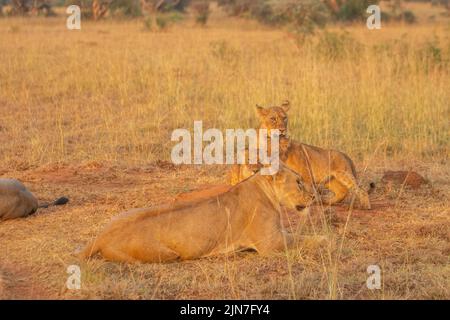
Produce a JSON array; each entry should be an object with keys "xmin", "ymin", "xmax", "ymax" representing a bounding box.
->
[
  {"xmin": 38, "ymin": 196, "xmax": 69, "ymax": 209},
  {"xmin": 79, "ymin": 241, "xmax": 99, "ymax": 260},
  {"xmin": 368, "ymin": 182, "xmax": 376, "ymax": 194}
]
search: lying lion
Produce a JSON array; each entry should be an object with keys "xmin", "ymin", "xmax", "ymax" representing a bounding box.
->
[
  {"xmin": 80, "ymin": 162, "xmax": 314, "ymax": 263},
  {"xmin": 0, "ymin": 179, "xmax": 69, "ymax": 221},
  {"xmin": 230, "ymin": 101, "xmax": 373, "ymax": 209},
  {"xmin": 173, "ymin": 184, "xmax": 232, "ymax": 204}
]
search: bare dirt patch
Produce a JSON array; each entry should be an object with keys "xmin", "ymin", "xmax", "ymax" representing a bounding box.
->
[
  {"xmin": 382, "ymin": 170, "xmax": 429, "ymax": 189},
  {"xmin": 0, "ymin": 263, "xmax": 53, "ymax": 299},
  {"xmin": 1, "ymin": 161, "xmax": 448, "ymax": 299}
]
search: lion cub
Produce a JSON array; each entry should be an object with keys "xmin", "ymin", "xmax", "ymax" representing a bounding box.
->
[
  {"xmin": 80, "ymin": 162, "xmax": 314, "ymax": 263},
  {"xmin": 231, "ymin": 101, "xmax": 372, "ymax": 210}
]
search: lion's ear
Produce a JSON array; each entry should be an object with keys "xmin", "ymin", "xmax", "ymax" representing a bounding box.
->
[
  {"xmin": 255, "ymin": 105, "xmax": 268, "ymax": 118},
  {"xmin": 281, "ymin": 100, "xmax": 290, "ymax": 113}
]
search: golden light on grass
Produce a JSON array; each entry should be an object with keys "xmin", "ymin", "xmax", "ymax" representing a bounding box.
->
[
  {"xmin": 0, "ymin": 17, "xmax": 448, "ymax": 169},
  {"xmin": 0, "ymin": 4, "xmax": 449, "ymax": 299}
]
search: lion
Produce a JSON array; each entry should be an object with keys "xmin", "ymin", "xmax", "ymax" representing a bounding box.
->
[
  {"xmin": 230, "ymin": 101, "xmax": 373, "ymax": 209},
  {"xmin": 173, "ymin": 184, "xmax": 232, "ymax": 204},
  {"xmin": 0, "ymin": 179, "xmax": 69, "ymax": 221},
  {"xmin": 79, "ymin": 162, "xmax": 314, "ymax": 263}
]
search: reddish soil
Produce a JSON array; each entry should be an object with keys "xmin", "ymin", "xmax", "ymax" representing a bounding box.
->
[
  {"xmin": 382, "ymin": 170, "xmax": 428, "ymax": 189},
  {"xmin": 0, "ymin": 263, "xmax": 53, "ymax": 299}
]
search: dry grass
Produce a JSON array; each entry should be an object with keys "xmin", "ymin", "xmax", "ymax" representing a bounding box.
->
[
  {"xmin": 0, "ymin": 161, "xmax": 448, "ymax": 299},
  {"xmin": 0, "ymin": 14, "xmax": 449, "ymax": 168},
  {"xmin": 0, "ymin": 3, "xmax": 449, "ymax": 300}
]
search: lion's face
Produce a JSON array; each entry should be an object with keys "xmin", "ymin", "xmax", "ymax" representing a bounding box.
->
[
  {"xmin": 269, "ymin": 165, "xmax": 314, "ymax": 211},
  {"xmin": 256, "ymin": 101, "xmax": 290, "ymax": 136},
  {"xmin": 243, "ymin": 162, "xmax": 313, "ymax": 210}
]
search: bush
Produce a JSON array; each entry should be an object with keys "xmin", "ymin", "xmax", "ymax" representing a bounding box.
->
[
  {"xmin": 337, "ymin": 0, "xmax": 379, "ymax": 22},
  {"xmin": 110, "ymin": 0, "xmax": 142, "ymax": 18},
  {"xmin": 227, "ymin": 0, "xmax": 326, "ymax": 37},
  {"xmin": 251, "ymin": 1, "xmax": 279, "ymax": 25},
  {"xmin": 380, "ymin": 10, "xmax": 392, "ymax": 23},
  {"xmin": 153, "ymin": 12, "xmax": 183, "ymax": 30},
  {"xmin": 143, "ymin": 16, "xmax": 152, "ymax": 30},
  {"xmin": 420, "ymin": 39, "xmax": 444, "ymax": 71},
  {"xmin": 192, "ymin": 1, "xmax": 210, "ymax": 26},
  {"xmin": 400, "ymin": 10, "xmax": 417, "ymax": 24},
  {"xmin": 156, "ymin": 15, "xmax": 169, "ymax": 30},
  {"xmin": 278, "ymin": 0, "xmax": 329, "ymax": 35},
  {"xmin": 209, "ymin": 40, "xmax": 239, "ymax": 65},
  {"xmin": 156, "ymin": 0, "xmax": 191, "ymax": 12},
  {"xmin": 316, "ymin": 31, "xmax": 363, "ymax": 60},
  {"xmin": 219, "ymin": 0, "xmax": 329, "ymax": 35},
  {"xmin": 217, "ymin": 0, "xmax": 256, "ymax": 16}
]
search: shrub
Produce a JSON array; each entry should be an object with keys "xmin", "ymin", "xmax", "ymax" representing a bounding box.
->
[
  {"xmin": 153, "ymin": 11, "xmax": 185, "ymax": 30},
  {"xmin": 159, "ymin": 0, "xmax": 191, "ymax": 12},
  {"xmin": 144, "ymin": 0, "xmax": 191, "ymax": 12},
  {"xmin": 337, "ymin": 0, "xmax": 379, "ymax": 22},
  {"xmin": 279, "ymin": 0, "xmax": 329, "ymax": 35},
  {"xmin": 110, "ymin": 0, "xmax": 142, "ymax": 18},
  {"xmin": 156, "ymin": 15, "xmax": 169, "ymax": 30},
  {"xmin": 420, "ymin": 40, "xmax": 443, "ymax": 69},
  {"xmin": 400, "ymin": 10, "xmax": 417, "ymax": 24},
  {"xmin": 193, "ymin": 1, "xmax": 211, "ymax": 26},
  {"xmin": 143, "ymin": 16, "xmax": 152, "ymax": 30},
  {"xmin": 251, "ymin": 1, "xmax": 283, "ymax": 25},
  {"xmin": 217, "ymin": 0, "xmax": 256, "ymax": 16},
  {"xmin": 209, "ymin": 40, "xmax": 239, "ymax": 68},
  {"xmin": 316, "ymin": 31, "xmax": 363, "ymax": 60},
  {"xmin": 380, "ymin": 10, "xmax": 392, "ymax": 23}
]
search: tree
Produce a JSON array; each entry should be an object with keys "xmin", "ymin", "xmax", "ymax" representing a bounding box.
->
[
  {"xmin": 10, "ymin": 0, "xmax": 55, "ymax": 16},
  {"xmin": 87, "ymin": 0, "xmax": 190, "ymax": 20},
  {"xmin": 92, "ymin": 0, "xmax": 111, "ymax": 20},
  {"xmin": 336, "ymin": 0, "xmax": 379, "ymax": 21},
  {"xmin": 140, "ymin": 0, "xmax": 190, "ymax": 15},
  {"xmin": 11, "ymin": 0, "xmax": 30, "ymax": 15}
]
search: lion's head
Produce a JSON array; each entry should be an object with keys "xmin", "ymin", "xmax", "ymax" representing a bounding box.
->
[
  {"xmin": 256, "ymin": 100, "xmax": 290, "ymax": 137},
  {"xmin": 244, "ymin": 161, "xmax": 313, "ymax": 211},
  {"xmin": 268, "ymin": 162, "xmax": 313, "ymax": 211}
]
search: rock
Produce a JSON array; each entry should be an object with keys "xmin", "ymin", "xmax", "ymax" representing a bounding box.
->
[{"xmin": 381, "ymin": 170, "xmax": 428, "ymax": 189}]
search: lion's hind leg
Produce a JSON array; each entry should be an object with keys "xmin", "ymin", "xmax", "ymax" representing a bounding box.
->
[
  {"xmin": 135, "ymin": 244, "xmax": 181, "ymax": 263},
  {"xmin": 254, "ymin": 231, "xmax": 329, "ymax": 255},
  {"xmin": 325, "ymin": 171, "xmax": 371, "ymax": 210},
  {"xmin": 318, "ymin": 178, "xmax": 348, "ymax": 205},
  {"xmin": 100, "ymin": 246, "xmax": 139, "ymax": 263},
  {"xmin": 106, "ymin": 241, "xmax": 180, "ymax": 263},
  {"xmin": 250, "ymin": 226, "xmax": 297, "ymax": 256}
]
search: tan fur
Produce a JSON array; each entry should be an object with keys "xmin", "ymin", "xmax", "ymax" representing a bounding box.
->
[
  {"xmin": 229, "ymin": 139, "xmax": 292, "ymax": 186},
  {"xmin": 80, "ymin": 163, "xmax": 314, "ymax": 263},
  {"xmin": 0, "ymin": 179, "xmax": 38, "ymax": 221},
  {"xmin": 230, "ymin": 158, "xmax": 260, "ymax": 186},
  {"xmin": 231, "ymin": 102, "xmax": 371, "ymax": 210},
  {"xmin": 256, "ymin": 100, "xmax": 290, "ymax": 136},
  {"xmin": 173, "ymin": 184, "xmax": 232, "ymax": 204}
]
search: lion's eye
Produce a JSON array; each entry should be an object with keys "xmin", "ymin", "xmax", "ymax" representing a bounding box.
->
[{"xmin": 271, "ymin": 117, "xmax": 277, "ymax": 122}]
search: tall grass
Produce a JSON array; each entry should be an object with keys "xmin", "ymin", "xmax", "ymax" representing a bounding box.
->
[{"xmin": 0, "ymin": 18, "xmax": 448, "ymax": 169}]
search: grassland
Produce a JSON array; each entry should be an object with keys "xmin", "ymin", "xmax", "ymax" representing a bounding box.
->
[{"xmin": 0, "ymin": 3, "xmax": 449, "ymax": 299}]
